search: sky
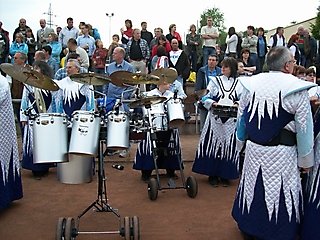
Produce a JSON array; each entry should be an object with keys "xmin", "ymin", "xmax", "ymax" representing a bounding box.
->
[{"xmin": 0, "ymin": 0, "xmax": 319, "ymax": 46}]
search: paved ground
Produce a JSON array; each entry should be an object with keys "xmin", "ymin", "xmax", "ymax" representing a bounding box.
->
[{"xmin": 0, "ymin": 131, "xmax": 243, "ymax": 240}]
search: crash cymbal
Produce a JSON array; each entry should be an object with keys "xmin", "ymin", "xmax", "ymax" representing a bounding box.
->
[
  {"xmin": 150, "ymin": 68, "xmax": 178, "ymax": 84},
  {"xmin": 0, "ymin": 63, "xmax": 59, "ymax": 91},
  {"xmin": 69, "ymin": 72, "xmax": 111, "ymax": 86},
  {"xmin": 129, "ymin": 96, "xmax": 167, "ymax": 108},
  {"xmin": 184, "ymin": 93, "xmax": 198, "ymax": 104},
  {"xmin": 195, "ymin": 89, "xmax": 208, "ymax": 98},
  {"xmin": 184, "ymin": 89, "xmax": 208, "ymax": 104},
  {"xmin": 109, "ymin": 71, "xmax": 160, "ymax": 87}
]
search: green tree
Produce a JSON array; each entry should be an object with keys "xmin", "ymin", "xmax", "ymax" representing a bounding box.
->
[
  {"xmin": 310, "ymin": 5, "xmax": 320, "ymax": 40},
  {"xmin": 199, "ymin": 7, "xmax": 226, "ymax": 45}
]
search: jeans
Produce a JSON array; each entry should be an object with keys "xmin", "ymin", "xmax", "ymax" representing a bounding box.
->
[{"xmin": 202, "ymin": 46, "xmax": 216, "ymax": 66}]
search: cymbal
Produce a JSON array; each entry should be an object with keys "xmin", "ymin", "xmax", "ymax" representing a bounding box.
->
[
  {"xmin": 195, "ymin": 89, "xmax": 208, "ymax": 98},
  {"xmin": 184, "ymin": 89, "xmax": 208, "ymax": 104},
  {"xmin": 150, "ymin": 68, "xmax": 178, "ymax": 84},
  {"xmin": 69, "ymin": 72, "xmax": 111, "ymax": 86},
  {"xmin": 129, "ymin": 96, "xmax": 167, "ymax": 108},
  {"xmin": 109, "ymin": 71, "xmax": 160, "ymax": 87},
  {"xmin": 0, "ymin": 63, "xmax": 59, "ymax": 91}
]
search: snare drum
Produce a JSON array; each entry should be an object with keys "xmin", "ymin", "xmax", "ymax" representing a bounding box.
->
[
  {"xmin": 166, "ymin": 98, "xmax": 185, "ymax": 128},
  {"xmin": 32, "ymin": 113, "xmax": 68, "ymax": 163},
  {"xmin": 69, "ymin": 111, "xmax": 101, "ymax": 156},
  {"xmin": 106, "ymin": 111, "xmax": 130, "ymax": 150},
  {"xmin": 146, "ymin": 104, "xmax": 168, "ymax": 132},
  {"xmin": 212, "ymin": 104, "xmax": 238, "ymax": 118}
]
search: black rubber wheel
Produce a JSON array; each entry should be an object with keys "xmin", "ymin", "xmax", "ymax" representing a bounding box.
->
[
  {"xmin": 64, "ymin": 217, "xmax": 76, "ymax": 240},
  {"xmin": 131, "ymin": 216, "xmax": 140, "ymax": 240},
  {"xmin": 147, "ymin": 178, "xmax": 158, "ymax": 201},
  {"xmin": 124, "ymin": 216, "xmax": 131, "ymax": 240},
  {"xmin": 186, "ymin": 176, "xmax": 198, "ymax": 198},
  {"xmin": 56, "ymin": 217, "xmax": 66, "ymax": 240}
]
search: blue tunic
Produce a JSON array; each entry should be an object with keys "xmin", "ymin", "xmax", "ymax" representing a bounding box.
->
[{"xmin": 232, "ymin": 72, "xmax": 315, "ymax": 240}]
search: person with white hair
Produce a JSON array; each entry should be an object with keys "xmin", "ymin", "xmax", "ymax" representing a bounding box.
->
[
  {"xmin": 232, "ymin": 46, "xmax": 316, "ymax": 240},
  {"xmin": 51, "ymin": 59, "xmax": 95, "ymax": 117}
]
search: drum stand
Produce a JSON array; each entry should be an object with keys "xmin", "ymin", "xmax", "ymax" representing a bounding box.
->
[
  {"xmin": 143, "ymin": 105, "xmax": 198, "ymax": 201},
  {"xmin": 55, "ymin": 126, "xmax": 140, "ymax": 240}
]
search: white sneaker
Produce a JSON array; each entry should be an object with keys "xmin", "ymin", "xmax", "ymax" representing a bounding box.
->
[{"xmin": 119, "ymin": 149, "xmax": 129, "ymax": 158}]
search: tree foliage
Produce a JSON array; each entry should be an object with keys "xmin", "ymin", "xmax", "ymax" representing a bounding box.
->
[
  {"xmin": 310, "ymin": 5, "xmax": 320, "ymax": 40},
  {"xmin": 199, "ymin": 8, "xmax": 226, "ymax": 32},
  {"xmin": 199, "ymin": 7, "xmax": 226, "ymax": 45}
]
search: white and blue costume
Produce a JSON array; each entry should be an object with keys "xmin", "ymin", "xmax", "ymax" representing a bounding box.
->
[
  {"xmin": 133, "ymin": 87, "xmax": 185, "ymax": 172},
  {"xmin": 52, "ymin": 76, "xmax": 95, "ymax": 117},
  {"xmin": 0, "ymin": 75, "xmax": 23, "ymax": 210},
  {"xmin": 20, "ymin": 86, "xmax": 54, "ymax": 172},
  {"xmin": 300, "ymin": 97, "xmax": 320, "ymax": 240},
  {"xmin": 192, "ymin": 75, "xmax": 243, "ymax": 180},
  {"xmin": 232, "ymin": 72, "xmax": 315, "ymax": 240}
]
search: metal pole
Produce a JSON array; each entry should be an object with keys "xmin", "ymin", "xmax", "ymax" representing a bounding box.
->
[{"xmin": 106, "ymin": 13, "xmax": 114, "ymax": 46}]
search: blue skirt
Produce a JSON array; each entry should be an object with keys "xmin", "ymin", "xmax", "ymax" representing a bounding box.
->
[
  {"xmin": 300, "ymin": 165, "xmax": 320, "ymax": 240},
  {"xmin": 232, "ymin": 169, "xmax": 302, "ymax": 240},
  {"xmin": 0, "ymin": 151, "xmax": 23, "ymax": 210},
  {"xmin": 192, "ymin": 118, "xmax": 239, "ymax": 179},
  {"xmin": 133, "ymin": 129, "xmax": 181, "ymax": 171}
]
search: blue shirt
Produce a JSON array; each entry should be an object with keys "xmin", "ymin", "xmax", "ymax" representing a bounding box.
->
[
  {"xmin": 105, "ymin": 60, "xmax": 134, "ymax": 100},
  {"xmin": 76, "ymin": 35, "xmax": 96, "ymax": 56}
]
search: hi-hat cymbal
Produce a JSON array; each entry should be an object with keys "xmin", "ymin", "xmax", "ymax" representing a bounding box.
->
[
  {"xmin": 109, "ymin": 71, "xmax": 160, "ymax": 87},
  {"xmin": 0, "ymin": 63, "xmax": 59, "ymax": 91},
  {"xmin": 69, "ymin": 72, "xmax": 111, "ymax": 86},
  {"xmin": 129, "ymin": 96, "xmax": 167, "ymax": 108},
  {"xmin": 150, "ymin": 68, "xmax": 178, "ymax": 84}
]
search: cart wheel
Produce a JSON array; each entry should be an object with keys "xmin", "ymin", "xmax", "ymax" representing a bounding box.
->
[
  {"xmin": 124, "ymin": 216, "xmax": 131, "ymax": 240},
  {"xmin": 65, "ymin": 217, "xmax": 76, "ymax": 240},
  {"xmin": 56, "ymin": 217, "xmax": 66, "ymax": 240},
  {"xmin": 186, "ymin": 176, "xmax": 198, "ymax": 198},
  {"xmin": 131, "ymin": 216, "xmax": 140, "ymax": 240},
  {"xmin": 147, "ymin": 178, "xmax": 158, "ymax": 201}
]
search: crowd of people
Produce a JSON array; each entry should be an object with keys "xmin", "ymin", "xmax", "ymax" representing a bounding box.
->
[{"xmin": 0, "ymin": 15, "xmax": 320, "ymax": 240}]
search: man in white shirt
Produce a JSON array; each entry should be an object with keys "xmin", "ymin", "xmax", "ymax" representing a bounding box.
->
[{"xmin": 201, "ymin": 17, "xmax": 219, "ymax": 66}]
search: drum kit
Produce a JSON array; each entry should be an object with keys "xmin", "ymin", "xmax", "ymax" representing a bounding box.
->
[{"xmin": 0, "ymin": 63, "xmax": 196, "ymax": 237}]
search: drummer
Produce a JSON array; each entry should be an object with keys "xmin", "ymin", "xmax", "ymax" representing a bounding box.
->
[
  {"xmin": 51, "ymin": 58, "xmax": 95, "ymax": 117},
  {"xmin": 192, "ymin": 57, "xmax": 243, "ymax": 187},
  {"xmin": 133, "ymin": 76, "xmax": 186, "ymax": 182},
  {"xmin": 20, "ymin": 60, "xmax": 55, "ymax": 179}
]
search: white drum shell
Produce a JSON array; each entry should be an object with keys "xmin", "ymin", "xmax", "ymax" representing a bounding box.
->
[
  {"xmin": 33, "ymin": 113, "xmax": 68, "ymax": 163},
  {"xmin": 69, "ymin": 111, "xmax": 101, "ymax": 156},
  {"xmin": 57, "ymin": 154, "xmax": 93, "ymax": 184},
  {"xmin": 166, "ymin": 99, "xmax": 185, "ymax": 128},
  {"xmin": 152, "ymin": 113, "xmax": 168, "ymax": 132},
  {"xmin": 106, "ymin": 111, "xmax": 129, "ymax": 150}
]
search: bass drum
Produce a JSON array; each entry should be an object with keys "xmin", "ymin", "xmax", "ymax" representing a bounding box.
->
[
  {"xmin": 69, "ymin": 110, "xmax": 101, "ymax": 156},
  {"xmin": 106, "ymin": 111, "xmax": 129, "ymax": 150},
  {"xmin": 32, "ymin": 113, "xmax": 68, "ymax": 163},
  {"xmin": 57, "ymin": 154, "xmax": 93, "ymax": 184}
]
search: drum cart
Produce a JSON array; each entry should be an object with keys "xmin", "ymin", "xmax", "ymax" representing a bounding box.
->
[
  {"xmin": 56, "ymin": 124, "xmax": 140, "ymax": 239},
  {"xmin": 143, "ymin": 103, "xmax": 198, "ymax": 201}
]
